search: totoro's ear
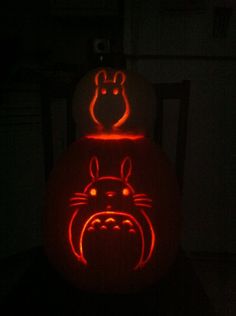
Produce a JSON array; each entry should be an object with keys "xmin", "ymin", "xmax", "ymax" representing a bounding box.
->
[
  {"xmin": 89, "ymin": 156, "xmax": 99, "ymax": 180},
  {"xmin": 95, "ymin": 69, "xmax": 107, "ymax": 86},
  {"xmin": 114, "ymin": 71, "xmax": 126, "ymax": 85},
  {"xmin": 120, "ymin": 157, "xmax": 132, "ymax": 182}
]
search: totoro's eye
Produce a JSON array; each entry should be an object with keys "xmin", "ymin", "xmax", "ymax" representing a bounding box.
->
[
  {"xmin": 122, "ymin": 188, "xmax": 130, "ymax": 196},
  {"xmin": 89, "ymin": 188, "xmax": 97, "ymax": 196},
  {"xmin": 101, "ymin": 88, "xmax": 107, "ymax": 95},
  {"xmin": 113, "ymin": 88, "xmax": 119, "ymax": 95}
]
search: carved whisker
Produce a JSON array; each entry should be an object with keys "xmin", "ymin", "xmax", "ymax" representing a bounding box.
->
[
  {"xmin": 70, "ymin": 197, "xmax": 88, "ymax": 201},
  {"xmin": 74, "ymin": 193, "xmax": 88, "ymax": 197},
  {"xmin": 134, "ymin": 198, "xmax": 152, "ymax": 202},
  {"xmin": 135, "ymin": 203, "xmax": 152, "ymax": 208},
  {"xmin": 70, "ymin": 202, "xmax": 88, "ymax": 207},
  {"xmin": 133, "ymin": 193, "xmax": 148, "ymax": 197}
]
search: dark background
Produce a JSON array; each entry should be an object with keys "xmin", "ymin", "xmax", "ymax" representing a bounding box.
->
[{"xmin": 0, "ymin": 1, "xmax": 235, "ymax": 315}]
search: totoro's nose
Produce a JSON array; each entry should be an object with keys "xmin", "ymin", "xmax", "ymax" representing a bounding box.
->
[{"xmin": 106, "ymin": 191, "xmax": 116, "ymax": 198}]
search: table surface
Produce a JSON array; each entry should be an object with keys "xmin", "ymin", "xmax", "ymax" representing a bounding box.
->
[{"xmin": 1, "ymin": 247, "xmax": 216, "ymax": 315}]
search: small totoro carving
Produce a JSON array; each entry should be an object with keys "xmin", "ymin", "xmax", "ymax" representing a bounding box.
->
[{"xmin": 89, "ymin": 70, "xmax": 131, "ymax": 131}]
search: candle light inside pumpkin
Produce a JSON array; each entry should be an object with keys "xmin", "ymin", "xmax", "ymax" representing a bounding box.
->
[{"xmin": 43, "ymin": 68, "xmax": 181, "ymax": 293}]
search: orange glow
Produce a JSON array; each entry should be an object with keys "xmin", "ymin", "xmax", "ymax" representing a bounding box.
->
[
  {"xmin": 68, "ymin": 156, "xmax": 156, "ymax": 270},
  {"xmin": 113, "ymin": 88, "xmax": 119, "ymax": 95},
  {"xmin": 68, "ymin": 209, "xmax": 86, "ymax": 265},
  {"xmin": 134, "ymin": 198, "xmax": 152, "ymax": 202},
  {"xmin": 100, "ymin": 225, "xmax": 108, "ymax": 230},
  {"xmin": 70, "ymin": 202, "xmax": 87, "ymax": 207},
  {"xmin": 106, "ymin": 191, "xmax": 116, "ymax": 197},
  {"xmin": 135, "ymin": 204, "xmax": 152, "ymax": 208},
  {"xmin": 105, "ymin": 217, "xmax": 116, "ymax": 224},
  {"xmin": 101, "ymin": 88, "xmax": 107, "ymax": 95},
  {"xmin": 90, "ymin": 188, "xmax": 97, "ymax": 196},
  {"xmin": 78, "ymin": 211, "xmax": 145, "ymax": 269},
  {"xmin": 139, "ymin": 209, "xmax": 156, "ymax": 267},
  {"xmin": 85, "ymin": 133, "xmax": 144, "ymax": 140},
  {"xmin": 91, "ymin": 218, "xmax": 101, "ymax": 226},
  {"xmin": 122, "ymin": 219, "xmax": 133, "ymax": 227},
  {"xmin": 74, "ymin": 193, "xmax": 88, "ymax": 197},
  {"xmin": 129, "ymin": 229, "xmax": 136, "ymax": 234},
  {"xmin": 70, "ymin": 197, "xmax": 87, "ymax": 201},
  {"xmin": 88, "ymin": 226, "xmax": 95, "ymax": 232},
  {"xmin": 122, "ymin": 188, "xmax": 130, "ymax": 196},
  {"xmin": 89, "ymin": 69, "xmax": 131, "ymax": 130},
  {"xmin": 113, "ymin": 225, "xmax": 121, "ymax": 231}
]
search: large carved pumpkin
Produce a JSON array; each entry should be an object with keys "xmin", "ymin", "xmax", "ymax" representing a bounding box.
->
[{"xmin": 43, "ymin": 68, "xmax": 181, "ymax": 293}]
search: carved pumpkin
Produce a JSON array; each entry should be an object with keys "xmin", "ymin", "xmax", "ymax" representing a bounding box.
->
[{"xmin": 43, "ymin": 69, "xmax": 181, "ymax": 293}]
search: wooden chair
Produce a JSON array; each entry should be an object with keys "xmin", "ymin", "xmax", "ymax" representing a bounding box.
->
[{"xmin": 153, "ymin": 80, "xmax": 191, "ymax": 192}]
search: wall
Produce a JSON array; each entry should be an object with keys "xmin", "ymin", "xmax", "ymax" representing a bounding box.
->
[
  {"xmin": 1, "ymin": 0, "xmax": 235, "ymax": 258},
  {"xmin": 124, "ymin": 0, "xmax": 235, "ymax": 253},
  {"xmin": 0, "ymin": 1, "xmax": 124, "ymax": 258},
  {"xmin": 0, "ymin": 84, "xmax": 45, "ymax": 257}
]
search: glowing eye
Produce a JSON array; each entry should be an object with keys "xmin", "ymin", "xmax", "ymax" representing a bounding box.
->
[
  {"xmin": 90, "ymin": 188, "xmax": 97, "ymax": 196},
  {"xmin": 101, "ymin": 88, "xmax": 107, "ymax": 95},
  {"xmin": 113, "ymin": 88, "xmax": 119, "ymax": 95},
  {"xmin": 122, "ymin": 188, "xmax": 130, "ymax": 196}
]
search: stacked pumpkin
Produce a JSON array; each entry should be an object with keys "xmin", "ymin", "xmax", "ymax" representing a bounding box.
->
[{"xmin": 43, "ymin": 68, "xmax": 181, "ymax": 292}]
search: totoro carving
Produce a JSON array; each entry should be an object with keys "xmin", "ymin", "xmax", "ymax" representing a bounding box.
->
[
  {"xmin": 89, "ymin": 70, "xmax": 131, "ymax": 131},
  {"xmin": 68, "ymin": 156, "xmax": 155, "ymax": 271}
]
